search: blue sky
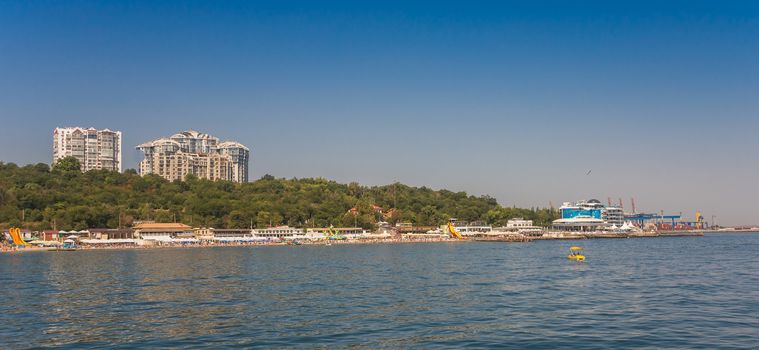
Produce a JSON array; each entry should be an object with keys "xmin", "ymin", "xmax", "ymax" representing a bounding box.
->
[{"xmin": 1, "ymin": 1, "xmax": 757, "ymax": 224}]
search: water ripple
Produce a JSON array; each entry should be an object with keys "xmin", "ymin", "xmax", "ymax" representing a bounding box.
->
[{"xmin": 2, "ymin": 234, "xmax": 759, "ymax": 349}]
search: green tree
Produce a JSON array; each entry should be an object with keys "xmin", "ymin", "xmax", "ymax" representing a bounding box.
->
[
  {"xmin": 0, "ymin": 162, "xmax": 549, "ymax": 231},
  {"xmin": 52, "ymin": 156, "xmax": 81, "ymax": 172}
]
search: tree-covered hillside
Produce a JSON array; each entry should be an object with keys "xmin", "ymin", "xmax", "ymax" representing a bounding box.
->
[{"xmin": 0, "ymin": 159, "xmax": 557, "ymax": 231}]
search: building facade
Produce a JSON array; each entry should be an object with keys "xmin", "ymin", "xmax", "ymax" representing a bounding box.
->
[
  {"xmin": 137, "ymin": 130, "xmax": 250, "ymax": 182},
  {"xmin": 554, "ymin": 199, "xmax": 625, "ymax": 230},
  {"xmin": 133, "ymin": 223, "xmax": 194, "ymax": 240},
  {"xmin": 53, "ymin": 127, "xmax": 122, "ymax": 172},
  {"xmin": 601, "ymin": 206, "xmax": 625, "ymax": 226},
  {"xmin": 559, "ymin": 200, "xmax": 604, "ymax": 220},
  {"xmin": 506, "ymin": 218, "xmax": 534, "ymax": 228},
  {"xmin": 217, "ymin": 141, "xmax": 250, "ymax": 182}
]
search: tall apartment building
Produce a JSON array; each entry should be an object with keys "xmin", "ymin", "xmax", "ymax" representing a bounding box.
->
[
  {"xmin": 217, "ymin": 141, "xmax": 250, "ymax": 183},
  {"xmin": 52, "ymin": 127, "xmax": 122, "ymax": 172},
  {"xmin": 136, "ymin": 130, "xmax": 250, "ymax": 182}
]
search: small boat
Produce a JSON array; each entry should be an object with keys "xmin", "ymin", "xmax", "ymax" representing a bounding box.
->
[{"xmin": 567, "ymin": 246, "xmax": 585, "ymax": 261}]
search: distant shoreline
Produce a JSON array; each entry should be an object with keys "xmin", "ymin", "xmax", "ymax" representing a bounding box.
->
[
  {"xmin": 6, "ymin": 231, "xmax": 751, "ymax": 254},
  {"xmin": 1, "ymin": 237, "xmax": 458, "ymax": 253}
]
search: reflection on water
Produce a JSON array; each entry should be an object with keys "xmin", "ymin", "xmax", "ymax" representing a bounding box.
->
[{"xmin": 2, "ymin": 234, "xmax": 759, "ymax": 349}]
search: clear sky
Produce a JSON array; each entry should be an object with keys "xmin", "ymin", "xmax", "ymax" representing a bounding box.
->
[{"xmin": 1, "ymin": 1, "xmax": 757, "ymax": 225}]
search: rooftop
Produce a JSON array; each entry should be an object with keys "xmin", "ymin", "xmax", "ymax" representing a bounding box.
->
[{"xmin": 134, "ymin": 223, "xmax": 192, "ymax": 230}]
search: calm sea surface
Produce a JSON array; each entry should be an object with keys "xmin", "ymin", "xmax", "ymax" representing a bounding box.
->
[{"xmin": 2, "ymin": 233, "xmax": 758, "ymax": 349}]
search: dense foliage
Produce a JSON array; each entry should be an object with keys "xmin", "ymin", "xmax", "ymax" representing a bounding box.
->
[{"xmin": 0, "ymin": 159, "xmax": 558, "ymax": 231}]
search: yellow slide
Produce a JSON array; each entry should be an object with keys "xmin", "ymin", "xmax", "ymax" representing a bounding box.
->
[
  {"xmin": 9, "ymin": 228, "xmax": 30, "ymax": 247},
  {"xmin": 447, "ymin": 223, "xmax": 464, "ymax": 239}
]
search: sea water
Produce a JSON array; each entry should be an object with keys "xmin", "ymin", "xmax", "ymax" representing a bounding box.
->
[{"xmin": 1, "ymin": 233, "xmax": 758, "ymax": 349}]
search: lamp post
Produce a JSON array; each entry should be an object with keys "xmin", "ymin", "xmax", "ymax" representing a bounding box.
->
[{"xmin": 711, "ymin": 215, "xmax": 716, "ymax": 229}]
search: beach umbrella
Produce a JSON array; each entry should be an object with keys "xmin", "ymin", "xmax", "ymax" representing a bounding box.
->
[{"xmin": 67, "ymin": 235, "xmax": 79, "ymax": 239}]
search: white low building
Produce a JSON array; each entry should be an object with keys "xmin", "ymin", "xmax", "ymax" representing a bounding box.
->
[
  {"xmin": 133, "ymin": 223, "xmax": 195, "ymax": 241},
  {"xmin": 506, "ymin": 218, "xmax": 533, "ymax": 228},
  {"xmin": 306, "ymin": 227, "xmax": 368, "ymax": 240},
  {"xmin": 195, "ymin": 228, "xmax": 255, "ymax": 240},
  {"xmin": 253, "ymin": 226, "xmax": 306, "ymax": 240},
  {"xmin": 552, "ymin": 216, "xmax": 610, "ymax": 232},
  {"xmin": 442, "ymin": 220, "xmax": 493, "ymax": 237}
]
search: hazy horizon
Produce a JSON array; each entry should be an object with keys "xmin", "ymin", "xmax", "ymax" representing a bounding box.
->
[{"xmin": 1, "ymin": 1, "xmax": 757, "ymax": 225}]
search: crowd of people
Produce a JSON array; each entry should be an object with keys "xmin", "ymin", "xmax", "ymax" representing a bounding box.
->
[{"xmin": 0, "ymin": 233, "xmax": 474, "ymax": 253}]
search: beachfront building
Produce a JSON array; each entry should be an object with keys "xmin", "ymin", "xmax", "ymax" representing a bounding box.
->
[
  {"xmin": 558, "ymin": 199, "xmax": 625, "ymax": 226},
  {"xmin": 498, "ymin": 218, "xmax": 544, "ymax": 236},
  {"xmin": 446, "ymin": 219, "xmax": 493, "ymax": 237},
  {"xmin": 136, "ymin": 130, "xmax": 250, "ymax": 183},
  {"xmin": 88, "ymin": 228, "xmax": 134, "ymax": 240},
  {"xmin": 53, "ymin": 127, "xmax": 122, "ymax": 172},
  {"xmin": 253, "ymin": 226, "xmax": 306, "ymax": 240},
  {"xmin": 247, "ymin": 226, "xmax": 369, "ymax": 240},
  {"xmin": 306, "ymin": 227, "xmax": 369, "ymax": 239},
  {"xmin": 396, "ymin": 224, "xmax": 439, "ymax": 236},
  {"xmin": 602, "ymin": 206, "xmax": 625, "ymax": 226},
  {"xmin": 559, "ymin": 200, "xmax": 604, "ymax": 220},
  {"xmin": 551, "ymin": 216, "xmax": 610, "ymax": 231},
  {"xmin": 195, "ymin": 228, "xmax": 254, "ymax": 239},
  {"xmin": 133, "ymin": 223, "xmax": 194, "ymax": 241},
  {"xmin": 193, "ymin": 227, "xmax": 267, "ymax": 243},
  {"xmin": 41, "ymin": 230, "xmax": 58, "ymax": 241},
  {"xmin": 506, "ymin": 218, "xmax": 534, "ymax": 228},
  {"xmin": 553, "ymin": 199, "xmax": 625, "ymax": 231}
]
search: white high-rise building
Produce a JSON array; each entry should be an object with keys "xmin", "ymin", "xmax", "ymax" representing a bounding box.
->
[
  {"xmin": 137, "ymin": 129, "xmax": 250, "ymax": 183},
  {"xmin": 217, "ymin": 141, "xmax": 250, "ymax": 183},
  {"xmin": 52, "ymin": 127, "xmax": 122, "ymax": 172}
]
